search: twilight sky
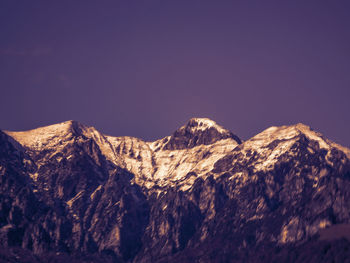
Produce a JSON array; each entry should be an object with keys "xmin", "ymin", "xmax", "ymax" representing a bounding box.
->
[{"xmin": 1, "ymin": 1, "xmax": 350, "ymax": 146}]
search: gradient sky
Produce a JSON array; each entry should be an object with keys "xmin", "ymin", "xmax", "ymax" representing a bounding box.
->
[{"xmin": 1, "ymin": 1, "xmax": 350, "ymax": 146}]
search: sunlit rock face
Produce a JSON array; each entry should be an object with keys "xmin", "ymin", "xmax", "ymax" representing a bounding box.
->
[{"xmin": 1, "ymin": 119, "xmax": 350, "ymax": 262}]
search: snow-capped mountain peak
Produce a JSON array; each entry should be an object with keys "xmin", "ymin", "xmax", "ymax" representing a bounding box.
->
[
  {"xmin": 4, "ymin": 120, "xmax": 81, "ymax": 150},
  {"xmin": 162, "ymin": 118, "xmax": 241, "ymax": 150},
  {"xmin": 248, "ymin": 123, "xmax": 332, "ymax": 150},
  {"xmin": 186, "ymin": 118, "xmax": 228, "ymax": 133},
  {"xmin": 4, "ymin": 120, "xmax": 110, "ymax": 154},
  {"xmin": 229, "ymin": 123, "xmax": 350, "ymax": 174}
]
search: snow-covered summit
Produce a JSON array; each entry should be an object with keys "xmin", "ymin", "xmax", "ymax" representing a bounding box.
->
[
  {"xmin": 161, "ymin": 118, "xmax": 241, "ymax": 150},
  {"xmin": 232, "ymin": 123, "xmax": 350, "ymax": 173},
  {"xmin": 4, "ymin": 120, "xmax": 100, "ymax": 151},
  {"xmin": 248, "ymin": 122, "xmax": 346, "ymax": 153},
  {"xmin": 5, "ymin": 120, "xmax": 76, "ymax": 149},
  {"xmin": 186, "ymin": 118, "xmax": 229, "ymax": 133}
]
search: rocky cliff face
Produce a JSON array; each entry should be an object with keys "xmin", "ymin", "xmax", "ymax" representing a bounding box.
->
[{"xmin": 1, "ymin": 118, "xmax": 350, "ymax": 262}]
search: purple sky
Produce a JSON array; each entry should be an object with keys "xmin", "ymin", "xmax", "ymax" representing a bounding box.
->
[{"xmin": 1, "ymin": 1, "xmax": 350, "ymax": 146}]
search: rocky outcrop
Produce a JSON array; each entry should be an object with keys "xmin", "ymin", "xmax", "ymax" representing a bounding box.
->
[{"xmin": 1, "ymin": 119, "xmax": 350, "ymax": 262}]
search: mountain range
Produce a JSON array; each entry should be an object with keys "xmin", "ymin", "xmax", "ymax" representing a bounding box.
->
[{"xmin": 1, "ymin": 118, "xmax": 350, "ymax": 262}]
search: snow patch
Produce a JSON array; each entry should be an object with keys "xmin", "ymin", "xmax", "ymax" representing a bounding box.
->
[{"xmin": 188, "ymin": 118, "xmax": 227, "ymax": 133}]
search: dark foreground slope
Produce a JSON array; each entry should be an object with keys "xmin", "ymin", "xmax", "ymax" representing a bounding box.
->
[{"xmin": 1, "ymin": 119, "xmax": 350, "ymax": 262}]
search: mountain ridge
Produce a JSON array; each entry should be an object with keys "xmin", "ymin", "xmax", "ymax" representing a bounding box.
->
[
  {"xmin": 5, "ymin": 118, "xmax": 348, "ymax": 154},
  {"xmin": 3, "ymin": 118, "xmax": 350, "ymax": 191},
  {"xmin": 1, "ymin": 118, "xmax": 350, "ymax": 262}
]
